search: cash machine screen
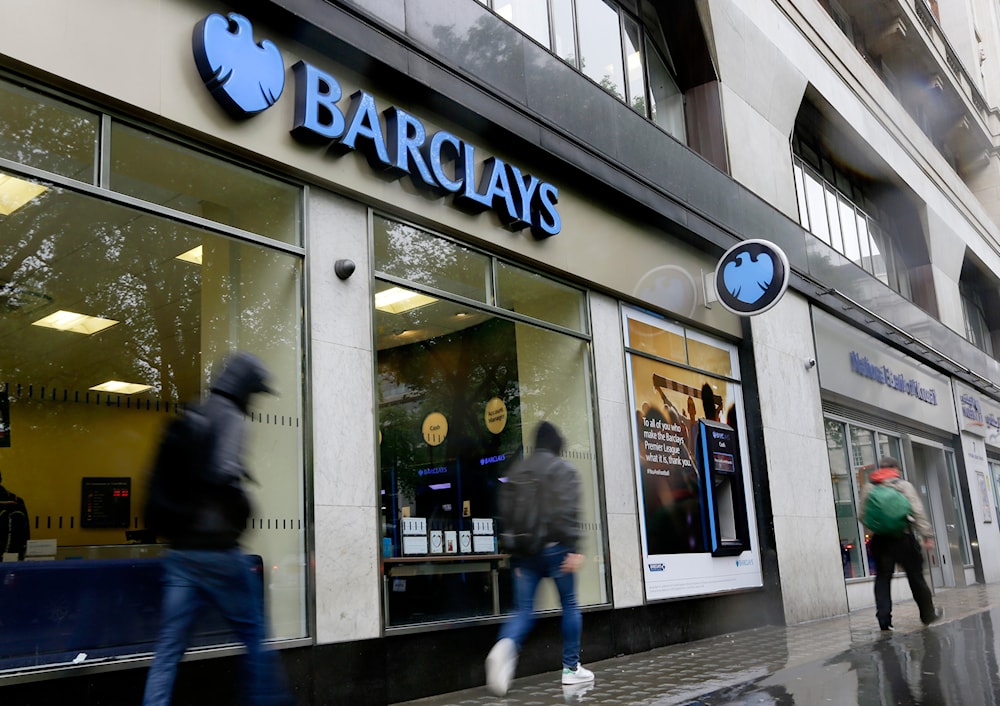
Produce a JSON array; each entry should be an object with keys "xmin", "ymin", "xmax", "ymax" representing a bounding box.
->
[{"xmin": 712, "ymin": 451, "xmax": 735, "ymax": 474}]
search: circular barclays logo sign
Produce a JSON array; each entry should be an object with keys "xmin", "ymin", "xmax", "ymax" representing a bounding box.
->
[{"xmin": 714, "ymin": 239, "xmax": 790, "ymax": 316}]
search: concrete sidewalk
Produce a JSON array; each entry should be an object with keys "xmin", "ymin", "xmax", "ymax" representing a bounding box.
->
[{"xmin": 394, "ymin": 582, "xmax": 1000, "ymax": 705}]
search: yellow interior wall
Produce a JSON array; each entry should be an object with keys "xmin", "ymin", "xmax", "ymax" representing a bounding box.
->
[{"xmin": 0, "ymin": 392, "xmax": 167, "ymax": 548}]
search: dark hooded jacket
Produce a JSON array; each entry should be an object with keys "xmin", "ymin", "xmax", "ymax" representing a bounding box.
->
[
  {"xmin": 170, "ymin": 352, "xmax": 272, "ymax": 550},
  {"xmin": 519, "ymin": 422, "xmax": 582, "ymax": 554}
]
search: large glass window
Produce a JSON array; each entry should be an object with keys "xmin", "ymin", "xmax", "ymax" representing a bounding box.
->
[
  {"xmin": 109, "ymin": 123, "xmax": 300, "ymax": 246},
  {"xmin": 0, "ymin": 79, "xmax": 98, "ymax": 182},
  {"xmin": 960, "ymin": 275, "xmax": 996, "ymax": 357},
  {"xmin": 577, "ymin": 0, "xmax": 625, "ymax": 100},
  {"xmin": 792, "ymin": 152, "xmax": 911, "ymax": 300},
  {"xmin": 374, "ymin": 216, "xmax": 605, "ymax": 628},
  {"xmin": 0, "ymin": 77, "xmax": 306, "ymax": 672},
  {"xmin": 478, "ymin": 0, "xmax": 686, "ymax": 143}
]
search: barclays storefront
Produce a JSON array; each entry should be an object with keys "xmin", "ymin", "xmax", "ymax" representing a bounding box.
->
[{"xmin": 0, "ymin": 1, "xmax": 786, "ymax": 703}]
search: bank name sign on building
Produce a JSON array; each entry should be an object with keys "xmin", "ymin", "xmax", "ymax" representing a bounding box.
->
[
  {"xmin": 812, "ymin": 309, "xmax": 956, "ymax": 433},
  {"xmin": 193, "ymin": 12, "xmax": 561, "ymax": 238}
]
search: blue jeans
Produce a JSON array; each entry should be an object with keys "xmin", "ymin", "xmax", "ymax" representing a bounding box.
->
[
  {"xmin": 142, "ymin": 548, "xmax": 292, "ymax": 706},
  {"xmin": 499, "ymin": 543, "xmax": 582, "ymax": 669}
]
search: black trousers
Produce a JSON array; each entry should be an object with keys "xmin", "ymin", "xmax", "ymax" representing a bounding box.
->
[{"xmin": 871, "ymin": 532, "xmax": 936, "ymax": 627}]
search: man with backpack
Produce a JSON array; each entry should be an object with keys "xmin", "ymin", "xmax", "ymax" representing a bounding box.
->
[
  {"xmin": 0, "ymin": 470, "xmax": 29, "ymax": 559},
  {"xmin": 485, "ymin": 421, "xmax": 594, "ymax": 697},
  {"xmin": 860, "ymin": 456, "xmax": 942, "ymax": 631},
  {"xmin": 142, "ymin": 352, "xmax": 293, "ymax": 706}
]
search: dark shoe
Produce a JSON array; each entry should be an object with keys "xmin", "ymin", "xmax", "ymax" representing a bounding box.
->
[
  {"xmin": 879, "ymin": 623, "xmax": 893, "ymax": 631},
  {"xmin": 922, "ymin": 607, "xmax": 943, "ymax": 626}
]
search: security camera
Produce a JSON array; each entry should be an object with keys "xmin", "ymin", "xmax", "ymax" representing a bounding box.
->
[{"xmin": 805, "ymin": 357, "xmax": 816, "ymax": 369}]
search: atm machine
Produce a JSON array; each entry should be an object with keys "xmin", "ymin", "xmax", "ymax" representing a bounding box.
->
[{"xmin": 695, "ymin": 419, "xmax": 750, "ymax": 557}]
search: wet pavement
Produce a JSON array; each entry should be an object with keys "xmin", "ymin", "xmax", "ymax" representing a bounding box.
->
[{"xmin": 395, "ymin": 582, "xmax": 1000, "ymax": 705}]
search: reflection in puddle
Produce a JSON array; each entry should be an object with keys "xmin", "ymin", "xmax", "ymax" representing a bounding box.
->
[{"xmin": 697, "ymin": 608, "xmax": 1000, "ymax": 705}]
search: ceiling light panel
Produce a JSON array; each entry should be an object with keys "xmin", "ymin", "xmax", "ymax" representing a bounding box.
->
[{"xmin": 32, "ymin": 310, "xmax": 119, "ymax": 335}]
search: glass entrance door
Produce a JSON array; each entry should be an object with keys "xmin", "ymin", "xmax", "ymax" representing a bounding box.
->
[{"xmin": 908, "ymin": 442, "xmax": 969, "ymax": 589}]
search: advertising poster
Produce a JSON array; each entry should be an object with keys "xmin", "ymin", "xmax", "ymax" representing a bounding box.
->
[
  {"xmin": 624, "ymin": 308, "xmax": 762, "ymax": 601},
  {"xmin": 0, "ymin": 390, "xmax": 9, "ymax": 447}
]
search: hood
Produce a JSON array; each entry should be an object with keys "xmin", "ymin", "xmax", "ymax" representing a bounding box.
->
[
  {"xmin": 870, "ymin": 467, "xmax": 901, "ymax": 483},
  {"xmin": 534, "ymin": 421, "xmax": 564, "ymax": 455},
  {"xmin": 211, "ymin": 351, "xmax": 274, "ymax": 408}
]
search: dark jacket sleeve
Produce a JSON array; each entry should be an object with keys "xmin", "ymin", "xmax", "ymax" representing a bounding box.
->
[{"xmin": 547, "ymin": 456, "xmax": 582, "ymax": 553}]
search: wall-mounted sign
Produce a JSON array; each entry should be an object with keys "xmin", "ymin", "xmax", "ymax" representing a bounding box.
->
[
  {"xmin": 714, "ymin": 239, "xmax": 790, "ymax": 316},
  {"xmin": 422, "ymin": 412, "xmax": 448, "ymax": 446},
  {"xmin": 812, "ymin": 308, "xmax": 956, "ymax": 433},
  {"xmin": 484, "ymin": 397, "xmax": 507, "ymax": 434},
  {"xmin": 192, "ymin": 13, "xmax": 561, "ymax": 238},
  {"xmin": 955, "ymin": 381, "xmax": 1000, "ymax": 445}
]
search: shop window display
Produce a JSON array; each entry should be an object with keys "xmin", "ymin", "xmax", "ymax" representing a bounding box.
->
[{"xmin": 374, "ymin": 217, "xmax": 607, "ymax": 628}]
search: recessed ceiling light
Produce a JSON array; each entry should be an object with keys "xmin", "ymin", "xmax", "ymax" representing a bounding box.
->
[
  {"xmin": 375, "ymin": 287, "xmax": 437, "ymax": 314},
  {"xmin": 90, "ymin": 380, "xmax": 153, "ymax": 395},
  {"xmin": 0, "ymin": 174, "xmax": 47, "ymax": 216},
  {"xmin": 176, "ymin": 245, "xmax": 203, "ymax": 265},
  {"xmin": 32, "ymin": 310, "xmax": 119, "ymax": 335}
]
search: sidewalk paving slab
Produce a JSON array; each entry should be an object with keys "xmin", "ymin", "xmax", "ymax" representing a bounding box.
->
[{"xmin": 394, "ymin": 582, "xmax": 1000, "ymax": 706}]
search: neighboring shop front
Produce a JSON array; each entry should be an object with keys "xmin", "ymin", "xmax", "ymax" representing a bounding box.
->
[
  {"xmin": 812, "ymin": 308, "xmax": 970, "ymax": 610},
  {"xmin": 0, "ymin": 1, "xmax": 781, "ymax": 702},
  {"xmin": 953, "ymin": 381, "xmax": 1000, "ymax": 583}
]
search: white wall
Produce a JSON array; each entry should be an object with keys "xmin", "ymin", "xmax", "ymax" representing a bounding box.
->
[
  {"xmin": 308, "ymin": 190, "xmax": 381, "ymax": 643},
  {"xmin": 590, "ymin": 294, "xmax": 645, "ymax": 608},
  {"xmin": 751, "ymin": 294, "xmax": 848, "ymax": 623}
]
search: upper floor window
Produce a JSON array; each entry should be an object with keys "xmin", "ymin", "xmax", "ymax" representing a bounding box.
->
[
  {"xmin": 792, "ymin": 134, "xmax": 911, "ymax": 299},
  {"xmin": 959, "ymin": 258, "xmax": 998, "ymax": 356},
  {"xmin": 477, "ymin": 0, "xmax": 686, "ymax": 142}
]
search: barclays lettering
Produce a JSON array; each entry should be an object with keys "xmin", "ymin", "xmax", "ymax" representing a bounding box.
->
[
  {"xmin": 192, "ymin": 13, "xmax": 560, "ymax": 238},
  {"xmin": 849, "ymin": 351, "xmax": 938, "ymax": 405}
]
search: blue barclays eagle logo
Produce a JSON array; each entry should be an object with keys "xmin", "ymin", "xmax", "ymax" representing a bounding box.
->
[
  {"xmin": 193, "ymin": 13, "xmax": 284, "ymax": 118},
  {"xmin": 714, "ymin": 239, "xmax": 789, "ymax": 316},
  {"xmin": 722, "ymin": 250, "xmax": 775, "ymax": 305}
]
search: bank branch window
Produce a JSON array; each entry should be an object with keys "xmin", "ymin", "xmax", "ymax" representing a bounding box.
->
[
  {"xmin": 825, "ymin": 419, "xmax": 903, "ymax": 579},
  {"xmin": 0, "ymin": 77, "xmax": 306, "ymax": 673},
  {"xmin": 623, "ymin": 307, "xmax": 762, "ymax": 602},
  {"xmin": 374, "ymin": 216, "xmax": 606, "ymax": 628}
]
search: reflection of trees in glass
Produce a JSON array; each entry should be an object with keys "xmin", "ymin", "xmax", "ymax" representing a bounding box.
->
[
  {"xmin": 0, "ymin": 82, "xmax": 97, "ymax": 180},
  {"xmin": 0, "ymin": 181, "xmax": 296, "ymax": 404},
  {"xmin": 377, "ymin": 219, "xmax": 489, "ymax": 301}
]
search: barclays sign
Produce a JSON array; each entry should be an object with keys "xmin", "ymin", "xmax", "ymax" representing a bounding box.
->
[{"xmin": 192, "ymin": 13, "xmax": 561, "ymax": 238}]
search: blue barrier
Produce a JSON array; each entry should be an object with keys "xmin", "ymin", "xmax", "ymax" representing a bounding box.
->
[{"xmin": 0, "ymin": 555, "xmax": 262, "ymax": 671}]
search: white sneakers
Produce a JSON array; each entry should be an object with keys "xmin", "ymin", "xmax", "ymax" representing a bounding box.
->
[
  {"xmin": 561, "ymin": 663, "xmax": 595, "ymax": 685},
  {"xmin": 485, "ymin": 638, "xmax": 518, "ymax": 697},
  {"xmin": 487, "ymin": 640, "xmax": 596, "ymax": 695}
]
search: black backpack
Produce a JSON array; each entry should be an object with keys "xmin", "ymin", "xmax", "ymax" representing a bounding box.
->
[
  {"xmin": 498, "ymin": 457, "xmax": 548, "ymax": 556},
  {"xmin": 0, "ymin": 493, "xmax": 29, "ymax": 558},
  {"xmin": 144, "ymin": 404, "xmax": 215, "ymax": 540}
]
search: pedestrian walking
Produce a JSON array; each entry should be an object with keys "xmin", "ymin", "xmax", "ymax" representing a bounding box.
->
[
  {"xmin": 142, "ymin": 351, "xmax": 293, "ymax": 706},
  {"xmin": 485, "ymin": 421, "xmax": 594, "ymax": 697},
  {"xmin": 859, "ymin": 456, "xmax": 942, "ymax": 631}
]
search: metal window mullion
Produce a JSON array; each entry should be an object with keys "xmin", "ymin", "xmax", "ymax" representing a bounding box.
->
[
  {"xmin": 98, "ymin": 113, "xmax": 111, "ymax": 188},
  {"xmin": 571, "ymin": 0, "xmax": 581, "ymax": 70}
]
